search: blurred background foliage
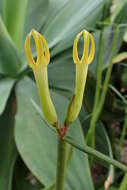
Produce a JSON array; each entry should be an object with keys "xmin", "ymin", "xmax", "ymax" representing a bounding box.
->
[{"xmin": 0, "ymin": 0, "xmax": 127, "ymax": 189}]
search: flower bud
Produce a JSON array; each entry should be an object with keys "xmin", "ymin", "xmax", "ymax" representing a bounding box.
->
[
  {"xmin": 25, "ymin": 29, "xmax": 57, "ymax": 126},
  {"xmin": 65, "ymin": 30, "xmax": 95, "ymax": 125}
]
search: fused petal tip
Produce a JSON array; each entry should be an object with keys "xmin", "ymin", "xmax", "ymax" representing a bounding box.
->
[
  {"xmin": 73, "ymin": 29, "xmax": 95, "ymax": 65},
  {"xmin": 25, "ymin": 29, "xmax": 50, "ymax": 68}
]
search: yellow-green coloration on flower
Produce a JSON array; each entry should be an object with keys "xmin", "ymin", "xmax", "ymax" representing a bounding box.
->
[
  {"xmin": 65, "ymin": 30, "xmax": 95, "ymax": 125},
  {"xmin": 25, "ymin": 29, "xmax": 57, "ymax": 126}
]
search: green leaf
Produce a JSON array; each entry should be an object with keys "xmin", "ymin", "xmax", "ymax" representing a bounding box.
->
[
  {"xmin": 113, "ymin": 52, "xmax": 127, "ymax": 64},
  {"xmin": 124, "ymin": 30, "xmax": 127, "ymax": 42},
  {"xmin": 3, "ymin": 0, "xmax": 49, "ymax": 52},
  {"xmin": 95, "ymin": 123, "xmax": 113, "ymax": 157},
  {"xmin": 119, "ymin": 173, "xmax": 127, "ymax": 190},
  {"xmin": 24, "ymin": 0, "xmax": 49, "ymax": 39},
  {"xmin": 42, "ymin": 0, "xmax": 69, "ymax": 33},
  {"xmin": 15, "ymin": 77, "xmax": 94, "ymax": 190},
  {"xmin": 111, "ymin": 0, "xmax": 127, "ymax": 24},
  {"xmin": 0, "ymin": 78, "xmax": 15, "ymax": 115},
  {"xmin": 0, "ymin": 16, "xmax": 22, "ymax": 77},
  {"xmin": 0, "ymin": 97, "xmax": 17, "ymax": 190},
  {"xmin": 5, "ymin": 0, "xmax": 28, "ymax": 51},
  {"xmin": 49, "ymin": 58, "xmax": 75, "ymax": 92},
  {"xmin": 0, "ymin": 0, "xmax": 5, "ymax": 19},
  {"xmin": 44, "ymin": 0, "xmax": 107, "ymax": 49}
]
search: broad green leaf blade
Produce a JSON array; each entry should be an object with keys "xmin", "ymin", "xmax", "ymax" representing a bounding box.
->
[
  {"xmin": 0, "ymin": 17, "xmax": 22, "ymax": 77},
  {"xmin": 119, "ymin": 173, "xmax": 127, "ymax": 190},
  {"xmin": 0, "ymin": 78, "xmax": 15, "ymax": 115},
  {"xmin": 15, "ymin": 77, "xmax": 94, "ymax": 190},
  {"xmin": 0, "ymin": 0, "xmax": 5, "ymax": 19},
  {"xmin": 5, "ymin": 0, "xmax": 28, "ymax": 51},
  {"xmin": 111, "ymin": 0, "xmax": 127, "ymax": 24},
  {"xmin": 4, "ymin": 0, "xmax": 49, "ymax": 52},
  {"xmin": 96, "ymin": 123, "xmax": 113, "ymax": 158},
  {"xmin": 24, "ymin": 0, "xmax": 49, "ymax": 39},
  {"xmin": 49, "ymin": 58, "xmax": 75, "ymax": 92},
  {"xmin": 124, "ymin": 30, "xmax": 127, "ymax": 42},
  {"xmin": 0, "ymin": 97, "xmax": 17, "ymax": 190},
  {"xmin": 44, "ymin": 0, "xmax": 108, "ymax": 49},
  {"xmin": 113, "ymin": 52, "xmax": 127, "ymax": 64},
  {"xmin": 42, "ymin": 0, "xmax": 69, "ymax": 33}
]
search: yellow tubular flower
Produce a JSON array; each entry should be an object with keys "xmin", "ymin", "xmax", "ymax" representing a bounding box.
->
[
  {"xmin": 65, "ymin": 30, "xmax": 95, "ymax": 126},
  {"xmin": 25, "ymin": 29, "xmax": 57, "ymax": 126}
]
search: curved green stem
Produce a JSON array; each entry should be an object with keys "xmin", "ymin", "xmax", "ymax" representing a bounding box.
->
[
  {"xmin": 86, "ymin": 30, "xmax": 104, "ymax": 148},
  {"xmin": 56, "ymin": 138, "xmax": 67, "ymax": 190},
  {"xmin": 65, "ymin": 137, "xmax": 127, "ymax": 172},
  {"xmin": 86, "ymin": 26, "xmax": 119, "ymax": 148}
]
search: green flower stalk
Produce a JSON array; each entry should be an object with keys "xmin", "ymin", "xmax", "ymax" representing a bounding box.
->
[
  {"xmin": 25, "ymin": 29, "xmax": 58, "ymax": 126},
  {"xmin": 65, "ymin": 30, "xmax": 95, "ymax": 126}
]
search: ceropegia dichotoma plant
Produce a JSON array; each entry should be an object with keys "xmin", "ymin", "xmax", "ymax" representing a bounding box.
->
[{"xmin": 25, "ymin": 28, "xmax": 95, "ymax": 190}]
